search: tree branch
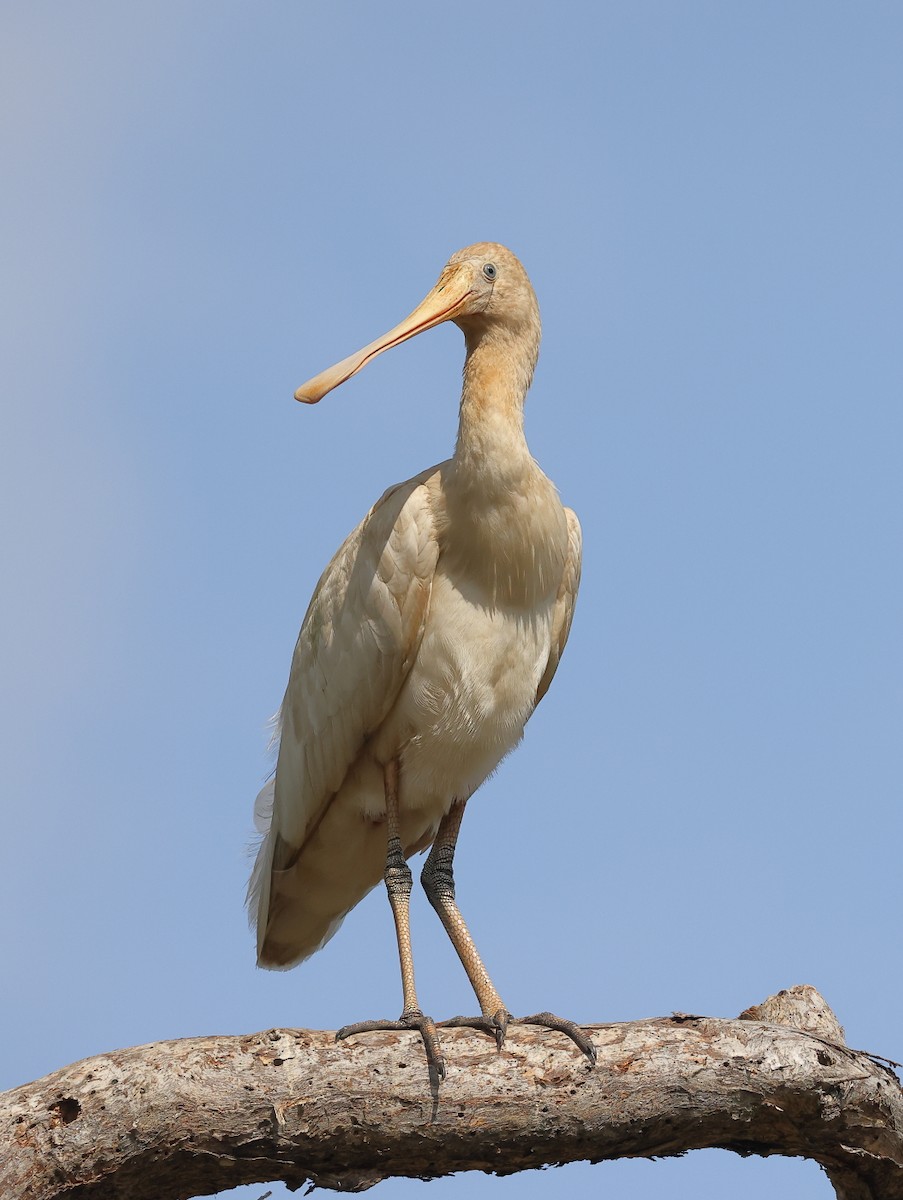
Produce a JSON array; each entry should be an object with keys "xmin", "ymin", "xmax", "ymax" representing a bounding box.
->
[{"xmin": 2, "ymin": 986, "xmax": 901, "ymax": 1199}]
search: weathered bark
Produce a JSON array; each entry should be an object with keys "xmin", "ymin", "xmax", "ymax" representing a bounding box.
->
[{"xmin": 2, "ymin": 987, "xmax": 900, "ymax": 1200}]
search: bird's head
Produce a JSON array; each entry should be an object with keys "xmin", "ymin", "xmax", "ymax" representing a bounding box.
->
[
  {"xmin": 445, "ymin": 242, "xmax": 540, "ymax": 338},
  {"xmin": 294, "ymin": 243, "xmax": 539, "ymax": 404}
]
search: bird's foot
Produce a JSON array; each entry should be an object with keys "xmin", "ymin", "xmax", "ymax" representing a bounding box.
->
[
  {"xmin": 439, "ymin": 1008, "xmax": 510, "ymax": 1050},
  {"xmin": 441, "ymin": 1008, "xmax": 596, "ymax": 1065},
  {"xmin": 336, "ymin": 1008, "xmax": 445, "ymax": 1080}
]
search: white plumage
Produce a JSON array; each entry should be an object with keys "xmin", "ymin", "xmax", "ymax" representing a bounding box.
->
[{"xmin": 248, "ymin": 242, "xmax": 591, "ymax": 1073}]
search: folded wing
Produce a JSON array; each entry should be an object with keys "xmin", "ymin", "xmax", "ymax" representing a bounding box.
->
[
  {"xmin": 535, "ymin": 506, "xmax": 582, "ymax": 707},
  {"xmin": 249, "ymin": 466, "xmax": 443, "ymax": 964}
]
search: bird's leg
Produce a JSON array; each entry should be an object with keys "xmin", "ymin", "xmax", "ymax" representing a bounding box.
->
[
  {"xmin": 421, "ymin": 801, "xmax": 508, "ymax": 1045},
  {"xmin": 422, "ymin": 800, "xmax": 596, "ymax": 1066},
  {"xmin": 335, "ymin": 758, "xmax": 445, "ymax": 1079}
]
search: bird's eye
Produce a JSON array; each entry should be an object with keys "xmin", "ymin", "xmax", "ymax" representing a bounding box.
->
[{"xmin": 482, "ymin": 263, "xmax": 497, "ymax": 281}]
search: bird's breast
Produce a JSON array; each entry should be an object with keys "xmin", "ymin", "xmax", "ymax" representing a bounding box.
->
[
  {"xmin": 439, "ymin": 455, "xmax": 570, "ymax": 609},
  {"xmin": 373, "ymin": 568, "xmax": 556, "ymax": 813}
]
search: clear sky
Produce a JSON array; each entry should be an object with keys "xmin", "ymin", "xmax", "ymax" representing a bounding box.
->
[{"xmin": 2, "ymin": 4, "xmax": 901, "ymax": 1198}]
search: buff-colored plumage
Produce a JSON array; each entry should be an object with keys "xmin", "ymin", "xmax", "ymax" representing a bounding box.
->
[{"xmin": 249, "ymin": 244, "xmax": 585, "ymax": 1068}]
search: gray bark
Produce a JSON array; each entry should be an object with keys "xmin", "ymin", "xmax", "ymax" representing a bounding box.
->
[{"xmin": 1, "ymin": 986, "xmax": 900, "ymax": 1199}]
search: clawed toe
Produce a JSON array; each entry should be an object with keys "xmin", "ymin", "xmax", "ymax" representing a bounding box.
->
[
  {"xmin": 334, "ymin": 1006, "xmax": 594, "ymax": 1075},
  {"xmin": 336, "ymin": 1009, "xmax": 445, "ymax": 1079},
  {"xmin": 438, "ymin": 1008, "xmax": 594, "ymax": 1064},
  {"xmin": 439, "ymin": 1008, "xmax": 510, "ymax": 1050},
  {"xmin": 512, "ymin": 1011, "xmax": 597, "ymax": 1065}
]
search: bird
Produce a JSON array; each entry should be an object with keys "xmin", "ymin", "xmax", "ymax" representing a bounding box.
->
[{"xmin": 248, "ymin": 242, "xmax": 594, "ymax": 1078}]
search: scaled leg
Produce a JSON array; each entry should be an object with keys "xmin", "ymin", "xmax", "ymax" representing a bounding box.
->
[
  {"xmin": 336, "ymin": 759, "xmax": 445, "ymax": 1078},
  {"xmin": 421, "ymin": 800, "xmax": 595, "ymax": 1065}
]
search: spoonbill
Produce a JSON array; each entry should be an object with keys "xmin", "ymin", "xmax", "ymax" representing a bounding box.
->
[{"xmin": 249, "ymin": 242, "xmax": 594, "ymax": 1077}]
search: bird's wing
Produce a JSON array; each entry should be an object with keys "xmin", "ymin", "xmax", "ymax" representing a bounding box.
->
[
  {"xmin": 255, "ymin": 464, "xmax": 443, "ymax": 877},
  {"xmin": 535, "ymin": 506, "xmax": 582, "ymax": 706}
]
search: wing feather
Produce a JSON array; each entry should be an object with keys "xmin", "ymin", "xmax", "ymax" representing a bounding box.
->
[
  {"xmin": 248, "ymin": 465, "xmax": 442, "ymax": 948},
  {"xmin": 535, "ymin": 506, "xmax": 582, "ymax": 707}
]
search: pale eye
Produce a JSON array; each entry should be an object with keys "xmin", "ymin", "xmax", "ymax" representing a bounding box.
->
[{"xmin": 482, "ymin": 263, "xmax": 497, "ymax": 281}]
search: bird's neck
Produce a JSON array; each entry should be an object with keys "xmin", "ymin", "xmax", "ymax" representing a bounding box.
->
[
  {"xmin": 453, "ymin": 322, "xmax": 538, "ymax": 485},
  {"xmin": 443, "ymin": 320, "xmax": 567, "ymax": 607}
]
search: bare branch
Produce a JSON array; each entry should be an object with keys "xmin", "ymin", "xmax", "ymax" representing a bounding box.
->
[{"xmin": 2, "ymin": 987, "xmax": 901, "ymax": 1199}]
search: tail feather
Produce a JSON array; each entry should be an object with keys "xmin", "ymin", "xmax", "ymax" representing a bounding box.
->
[
  {"xmin": 247, "ymin": 778, "xmax": 376, "ymax": 969},
  {"xmin": 247, "ymin": 778, "xmax": 441, "ymax": 971},
  {"xmin": 249, "ymin": 791, "xmax": 389, "ymax": 969}
]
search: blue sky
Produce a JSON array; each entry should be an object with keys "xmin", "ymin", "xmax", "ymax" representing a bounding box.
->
[{"xmin": 2, "ymin": 4, "xmax": 901, "ymax": 1198}]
